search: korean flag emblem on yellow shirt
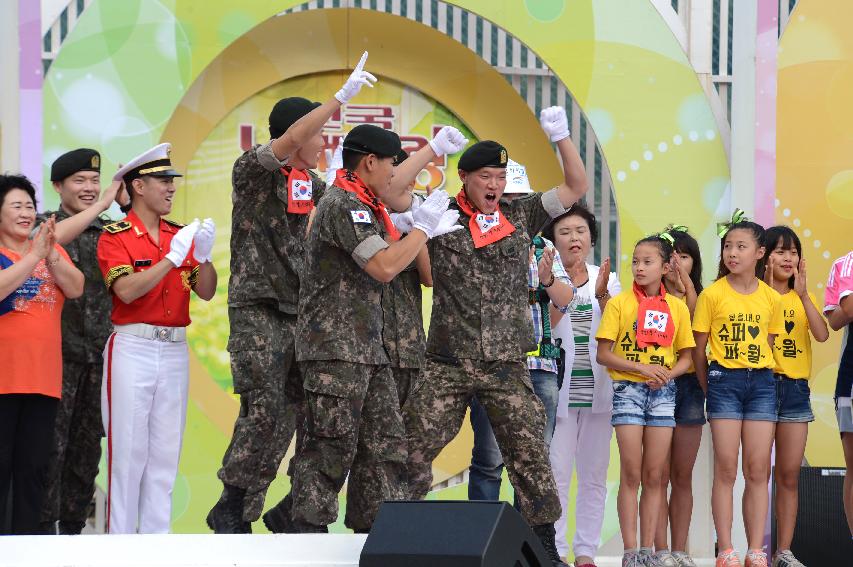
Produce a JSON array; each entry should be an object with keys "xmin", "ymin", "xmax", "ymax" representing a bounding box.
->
[
  {"xmin": 644, "ymin": 310, "xmax": 669, "ymax": 332},
  {"xmin": 291, "ymin": 179, "xmax": 312, "ymax": 201},
  {"xmin": 475, "ymin": 212, "xmax": 501, "ymax": 234},
  {"xmin": 351, "ymin": 210, "xmax": 372, "ymax": 224}
]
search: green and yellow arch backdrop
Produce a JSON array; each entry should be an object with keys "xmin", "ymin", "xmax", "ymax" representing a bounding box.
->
[{"xmin": 44, "ymin": 0, "xmax": 734, "ymax": 539}]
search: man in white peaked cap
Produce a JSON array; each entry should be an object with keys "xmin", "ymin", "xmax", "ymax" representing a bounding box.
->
[{"xmin": 96, "ymin": 143, "xmax": 218, "ymax": 533}]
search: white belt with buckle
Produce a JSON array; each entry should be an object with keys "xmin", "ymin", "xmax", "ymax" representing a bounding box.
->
[{"xmin": 114, "ymin": 323, "xmax": 187, "ymax": 343}]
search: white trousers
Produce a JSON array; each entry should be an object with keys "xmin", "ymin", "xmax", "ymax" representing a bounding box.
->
[
  {"xmin": 101, "ymin": 332, "xmax": 189, "ymax": 534},
  {"xmin": 549, "ymin": 408, "xmax": 613, "ymax": 558}
]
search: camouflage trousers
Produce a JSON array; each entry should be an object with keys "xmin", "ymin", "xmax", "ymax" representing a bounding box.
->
[
  {"xmin": 391, "ymin": 366, "xmax": 419, "ymax": 408},
  {"xmin": 290, "ymin": 361, "xmax": 407, "ymax": 531},
  {"xmin": 218, "ymin": 305, "xmax": 305, "ymax": 522},
  {"xmin": 41, "ymin": 359, "xmax": 104, "ymax": 525},
  {"xmin": 403, "ymin": 356, "xmax": 561, "ymax": 525}
]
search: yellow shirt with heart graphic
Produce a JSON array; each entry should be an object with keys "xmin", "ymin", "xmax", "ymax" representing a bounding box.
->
[
  {"xmin": 693, "ymin": 277, "xmax": 783, "ymax": 369},
  {"xmin": 769, "ymin": 290, "xmax": 817, "ymax": 379}
]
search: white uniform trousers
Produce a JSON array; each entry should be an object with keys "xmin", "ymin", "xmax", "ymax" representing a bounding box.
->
[
  {"xmin": 549, "ymin": 408, "xmax": 613, "ymax": 558},
  {"xmin": 101, "ymin": 332, "xmax": 189, "ymax": 534}
]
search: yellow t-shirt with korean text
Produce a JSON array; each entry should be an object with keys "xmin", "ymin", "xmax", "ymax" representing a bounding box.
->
[
  {"xmin": 770, "ymin": 290, "xmax": 817, "ymax": 379},
  {"xmin": 692, "ymin": 277, "xmax": 782, "ymax": 369},
  {"xmin": 596, "ymin": 289, "xmax": 696, "ymax": 383}
]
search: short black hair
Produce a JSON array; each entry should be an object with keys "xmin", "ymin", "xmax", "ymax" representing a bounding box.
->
[
  {"xmin": 763, "ymin": 225, "xmax": 802, "ymax": 289},
  {"xmin": 635, "ymin": 234, "xmax": 674, "ymax": 263},
  {"xmin": 670, "ymin": 228, "xmax": 704, "ymax": 293},
  {"xmin": 716, "ymin": 220, "xmax": 766, "ymax": 279},
  {"xmin": 342, "ymin": 148, "xmax": 365, "ymax": 172},
  {"xmin": 542, "ymin": 201, "xmax": 598, "ymax": 245},
  {"xmin": 0, "ymin": 173, "xmax": 38, "ymax": 209}
]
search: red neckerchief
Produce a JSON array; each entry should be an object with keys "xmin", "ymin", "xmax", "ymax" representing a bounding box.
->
[
  {"xmin": 633, "ymin": 281, "xmax": 675, "ymax": 348},
  {"xmin": 280, "ymin": 166, "xmax": 314, "ymax": 214},
  {"xmin": 454, "ymin": 190, "xmax": 516, "ymax": 249},
  {"xmin": 334, "ymin": 169, "xmax": 400, "ymax": 241}
]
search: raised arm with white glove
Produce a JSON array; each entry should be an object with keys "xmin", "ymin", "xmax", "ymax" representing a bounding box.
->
[
  {"xmin": 539, "ymin": 106, "xmax": 571, "ymax": 142},
  {"xmin": 165, "ymin": 220, "xmax": 200, "ymax": 267},
  {"xmin": 335, "ymin": 51, "xmax": 378, "ymax": 104},
  {"xmin": 540, "ymin": 105, "xmax": 588, "ymax": 207},
  {"xmin": 193, "ymin": 218, "xmax": 216, "ymax": 263},
  {"xmin": 428, "ymin": 126, "xmax": 469, "ymax": 157}
]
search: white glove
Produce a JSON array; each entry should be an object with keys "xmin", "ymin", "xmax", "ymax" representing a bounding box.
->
[
  {"xmin": 390, "ymin": 211, "xmax": 414, "ymax": 233},
  {"xmin": 431, "ymin": 209, "xmax": 464, "ymax": 237},
  {"xmin": 165, "ymin": 220, "xmax": 200, "ymax": 267},
  {"xmin": 334, "ymin": 51, "xmax": 378, "ymax": 104},
  {"xmin": 193, "ymin": 218, "xmax": 216, "ymax": 263},
  {"xmin": 389, "ymin": 194, "xmax": 420, "ymax": 234},
  {"xmin": 539, "ymin": 106, "xmax": 570, "ymax": 142},
  {"xmin": 412, "ymin": 190, "xmax": 451, "ymax": 239},
  {"xmin": 324, "ymin": 144, "xmax": 343, "ymax": 186},
  {"xmin": 428, "ymin": 126, "xmax": 469, "ymax": 157}
]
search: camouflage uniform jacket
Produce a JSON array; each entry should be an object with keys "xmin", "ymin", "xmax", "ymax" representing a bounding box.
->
[
  {"xmin": 228, "ymin": 142, "xmax": 326, "ymax": 314},
  {"xmin": 382, "ymin": 263, "xmax": 425, "ymax": 369},
  {"xmin": 39, "ymin": 208, "xmax": 113, "ymax": 364},
  {"xmin": 426, "ymin": 189, "xmax": 567, "ymax": 362},
  {"xmin": 296, "ymin": 185, "xmax": 391, "ymax": 365}
]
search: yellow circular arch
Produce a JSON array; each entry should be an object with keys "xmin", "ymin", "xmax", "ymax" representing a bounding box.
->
[{"xmin": 161, "ymin": 8, "xmax": 561, "ymax": 190}]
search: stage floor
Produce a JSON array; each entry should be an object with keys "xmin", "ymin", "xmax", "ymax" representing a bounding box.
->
[{"xmin": 0, "ymin": 534, "xmax": 718, "ymax": 566}]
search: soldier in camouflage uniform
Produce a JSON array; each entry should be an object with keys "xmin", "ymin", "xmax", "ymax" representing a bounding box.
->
[
  {"xmin": 382, "ymin": 150, "xmax": 433, "ymax": 406},
  {"xmin": 403, "ymin": 107, "xmax": 588, "ymax": 566},
  {"xmin": 207, "ymin": 54, "xmax": 380, "ymax": 533},
  {"xmin": 288, "ymin": 123, "xmax": 463, "ymax": 533},
  {"xmin": 39, "ymin": 149, "xmax": 125, "ymax": 534},
  {"xmin": 264, "ymin": 128, "xmax": 466, "ymax": 533}
]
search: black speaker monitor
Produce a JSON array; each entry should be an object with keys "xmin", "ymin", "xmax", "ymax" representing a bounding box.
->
[
  {"xmin": 771, "ymin": 466, "xmax": 853, "ymax": 565},
  {"xmin": 360, "ymin": 500, "xmax": 551, "ymax": 567}
]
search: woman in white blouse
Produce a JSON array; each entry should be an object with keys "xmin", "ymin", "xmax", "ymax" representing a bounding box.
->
[{"xmin": 544, "ymin": 203, "xmax": 620, "ymax": 567}]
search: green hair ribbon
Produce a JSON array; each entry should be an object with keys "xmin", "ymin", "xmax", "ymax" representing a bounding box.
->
[
  {"xmin": 659, "ymin": 232, "xmax": 675, "ymax": 245},
  {"xmin": 665, "ymin": 224, "xmax": 689, "ymax": 234},
  {"xmin": 716, "ymin": 208, "xmax": 748, "ymax": 238}
]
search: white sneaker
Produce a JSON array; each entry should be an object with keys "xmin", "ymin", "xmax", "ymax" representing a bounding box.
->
[{"xmin": 672, "ymin": 551, "xmax": 698, "ymax": 567}]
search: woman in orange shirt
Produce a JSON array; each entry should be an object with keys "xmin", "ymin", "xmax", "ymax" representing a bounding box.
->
[{"xmin": 0, "ymin": 174, "xmax": 83, "ymax": 534}]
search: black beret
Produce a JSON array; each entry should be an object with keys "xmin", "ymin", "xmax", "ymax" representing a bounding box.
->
[
  {"xmin": 394, "ymin": 148, "xmax": 409, "ymax": 166},
  {"xmin": 269, "ymin": 97, "xmax": 321, "ymax": 139},
  {"xmin": 457, "ymin": 140, "xmax": 508, "ymax": 172},
  {"xmin": 343, "ymin": 124, "xmax": 401, "ymax": 158},
  {"xmin": 51, "ymin": 148, "xmax": 100, "ymax": 182}
]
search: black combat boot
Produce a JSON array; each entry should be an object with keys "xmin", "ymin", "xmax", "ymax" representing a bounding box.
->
[
  {"xmin": 38, "ymin": 521, "xmax": 57, "ymax": 535},
  {"xmin": 263, "ymin": 493, "xmax": 329, "ymax": 534},
  {"xmin": 262, "ymin": 493, "xmax": 295, "ymax": 534},
  {"xmin": 206, "ymin": 484, "xmax": 251, "ymax": 534},
  {"xmin": 58, "ymin": 520, "xmax": 86, "ymax": 535},
  {"xmin": 531, "ymin": 523, "xmax": 569, "ymax": 567}
]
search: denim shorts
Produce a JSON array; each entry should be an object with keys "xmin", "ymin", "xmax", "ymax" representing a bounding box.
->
[
  {"xmin": 706, "ymin": 362, "xmax": 777, "ymax": 421},
  {"xmin": 675, "ymin": 372, "xmax": 707, "ymax": 426},
  {"xmin": 611, "ymin": 379, "xmax": 676, "ymax": 427},
  {"xmin": 836, "ymin": 397, "xmax": 853, "ymax": 433},
  {"xmin": 775, "ymin": 374, "xmax": 814, "ymax": 423}
]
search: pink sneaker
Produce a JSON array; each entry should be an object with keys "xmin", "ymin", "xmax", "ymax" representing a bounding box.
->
[
  {"xmin": 716, "ymin": 549, "xmax": 743, "ymax": 567},
  {"xmin": 744, "ymin": 550, "xmax": 768, "ymax": 567}
]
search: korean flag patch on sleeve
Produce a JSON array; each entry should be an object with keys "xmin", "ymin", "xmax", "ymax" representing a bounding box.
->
[{"xmin": 350, "ymin": 210, "xmax": 372, "ymax": 224}]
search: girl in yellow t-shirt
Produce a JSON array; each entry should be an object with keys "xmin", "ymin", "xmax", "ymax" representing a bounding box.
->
[
  {"xmin": 693, "ymin": 214, "xmax": 782, "ymax": 567},
  {"xmin": 763, "ymin": 226, "xmax": 829, "ymax": 567},
  {"xmin": 655, "ymin": 226, "xmax": 705, "ymax": 567},
  {"xmin": 596, "ymin": 235, "xmax": 695, "ymax": 567}
]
